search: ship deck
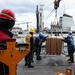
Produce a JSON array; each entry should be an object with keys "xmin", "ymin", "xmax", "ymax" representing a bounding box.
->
[{"xmin": 17, "ymin": 47, "xmax": 75, "ymax": 75}]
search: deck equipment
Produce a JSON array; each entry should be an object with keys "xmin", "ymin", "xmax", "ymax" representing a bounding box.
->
[{"xmin": 0, "ymin": 39, "xmax": 30, "ymax": 75}]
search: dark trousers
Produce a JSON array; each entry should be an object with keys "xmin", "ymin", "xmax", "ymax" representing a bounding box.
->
[
  {"xmin": 25, "ymin": 48, "xmax": 34, "ymax": 65},
  {"xmin": 36, "ymin": 46, "xmax": 41, "ymax": 58},
  {"xmin": 0, "ymin": 62, "xmax": 9, "ymax": 75},
  {"xmin": 68, "ymin": 48, "xmax": 75, "ymax": 62},
  {"xmin": 67, "ymin": 46, "xmax": 69, "ymax": 55}
]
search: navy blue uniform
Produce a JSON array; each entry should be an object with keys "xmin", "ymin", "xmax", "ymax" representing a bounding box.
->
[
  {"xmin": 34, "ymin": 33, "xmax": 46, "ymax": 60},
  {"xmin": 62, "ymin": 36, "xmax": 75, "ymax": 63}
]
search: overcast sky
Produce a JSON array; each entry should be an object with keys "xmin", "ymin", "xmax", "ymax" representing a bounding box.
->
[{"xmin": 0, "ymin": 0, "xmax": 75, "ymax": 30}]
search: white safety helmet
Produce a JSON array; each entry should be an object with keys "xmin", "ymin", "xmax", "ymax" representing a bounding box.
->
[{"xmin": 69, "ymin": 31, "xmax": 72, "ymax": 35}]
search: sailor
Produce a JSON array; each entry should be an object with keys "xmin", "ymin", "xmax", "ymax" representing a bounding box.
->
[
  {"xmin": 34, "ymin": 32, "xmax": 47, "ymax": 60},
  {"xmin": 25, "ymin": 28, "xmax": 35, "ymax": 68},
  {"xmin": 66, "ymin": 31, "xmax": 74, "ymax": 57},
  {"xmin": 0, "ymin": 9, "xmax": 16, "ymax": 75},
  {"xmin": 62, "ymin": 33, "xmax": 75, "ymax": 63}
]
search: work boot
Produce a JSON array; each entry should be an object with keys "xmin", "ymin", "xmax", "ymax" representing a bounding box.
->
[
  {"xmin": 69, "ymin": 61, "xmax": 74, "ymax": 63},
  {"xmin": 28, "ymin": 65, "xmax": 34, "ymax": 68},
  {"xmin": 66, "ymin": 55, "xmax": 69, "ymax": 57},
  {"xmin": 32, "ymin": 60, "xmax": 34, "ymax": 63},
  {"xmin": 36, "ymin": 56, "xmax": 42, "ymax": 60},
  {"xmin": 67, "ymin": 59, "xmax": 71, "ymax": 61},
  {"xmin": 69, "ymin": 58, "xmax": 74, "ymax": 63},
  {"xmin": 25, "ymin": 63, "xmax": 28, "ymax": 66},
  {"xmin": 37, "ymin": 58, "xmax": 41, "ymax": 60}
]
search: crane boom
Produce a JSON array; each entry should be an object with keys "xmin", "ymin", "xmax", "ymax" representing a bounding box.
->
[
  {"xmin": 15, "ymin": 22, "xmax": 31, "ymax": 25},
  {"xmin": 15, "ymin": 22, "xmax": 32, "ymax": 30}
]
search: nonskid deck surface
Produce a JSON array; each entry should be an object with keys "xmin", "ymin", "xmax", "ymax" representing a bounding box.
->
[{"xmin": 17, "ymin": 53, "xmax": 75, "ymax": 75}]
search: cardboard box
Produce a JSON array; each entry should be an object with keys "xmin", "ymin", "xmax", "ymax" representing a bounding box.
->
[{"xmin": 46, "ymin": 36, "xmax": 64, "ymax": 55}]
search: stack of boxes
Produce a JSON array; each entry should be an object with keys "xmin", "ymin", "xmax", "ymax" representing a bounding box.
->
[{"xmin": 46, "ymin": 36, "xmax": 64, "ymax": 55}]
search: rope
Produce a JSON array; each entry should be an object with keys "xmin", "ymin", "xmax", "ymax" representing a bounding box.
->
[{"xmin": 44, "ymin": 9, "xmax": 55, "ymax": 21}]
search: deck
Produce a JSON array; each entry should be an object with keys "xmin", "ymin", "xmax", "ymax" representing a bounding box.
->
[{"xmin": 17, "ymin": 47, "xmax": 75, "ymax": 75}]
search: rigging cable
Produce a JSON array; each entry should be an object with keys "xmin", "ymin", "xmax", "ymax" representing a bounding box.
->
[
  {"xmin": 44, "ymin": 8, "xmax": 55, "ymax": 21},
  {"xmin": 44, "ymin": 1, "xmax": 54, "ymax": 10}
]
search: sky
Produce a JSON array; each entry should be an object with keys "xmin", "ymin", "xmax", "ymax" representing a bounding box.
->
[{"xmin": 0, "ymin": 0, "xmax": 75, "ymax": 30}]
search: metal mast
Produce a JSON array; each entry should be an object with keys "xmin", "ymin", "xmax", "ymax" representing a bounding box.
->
[
  {"xmin": 36, "ymin": 5, "xmax": 40, "ymax": 33},
  {"xmin": 39, "ymin": 4, "xmax": 44, "ymax": 32},
  {"xmin": 36, "ymin": 5, "xmax": 44, "ymax": 33}
]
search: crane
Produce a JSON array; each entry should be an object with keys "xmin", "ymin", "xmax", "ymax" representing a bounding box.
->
[
  {"xmin": 15, "ymin": 22, "xmax": 32, "ymax": 30},
  {"xmin": 54, "ymin": 0, "xmax": 61, "ymax": 10},
  {"xmin": 50, "ymin": 0, "xmax": 61, "ymax": 36},
  {"xmin": 54, "ymin": 0, "xmax": 61, "ymax": 25},
  {"xmin": 44, "ymin": 0, "xmax": 61, "ymax": 24}
]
